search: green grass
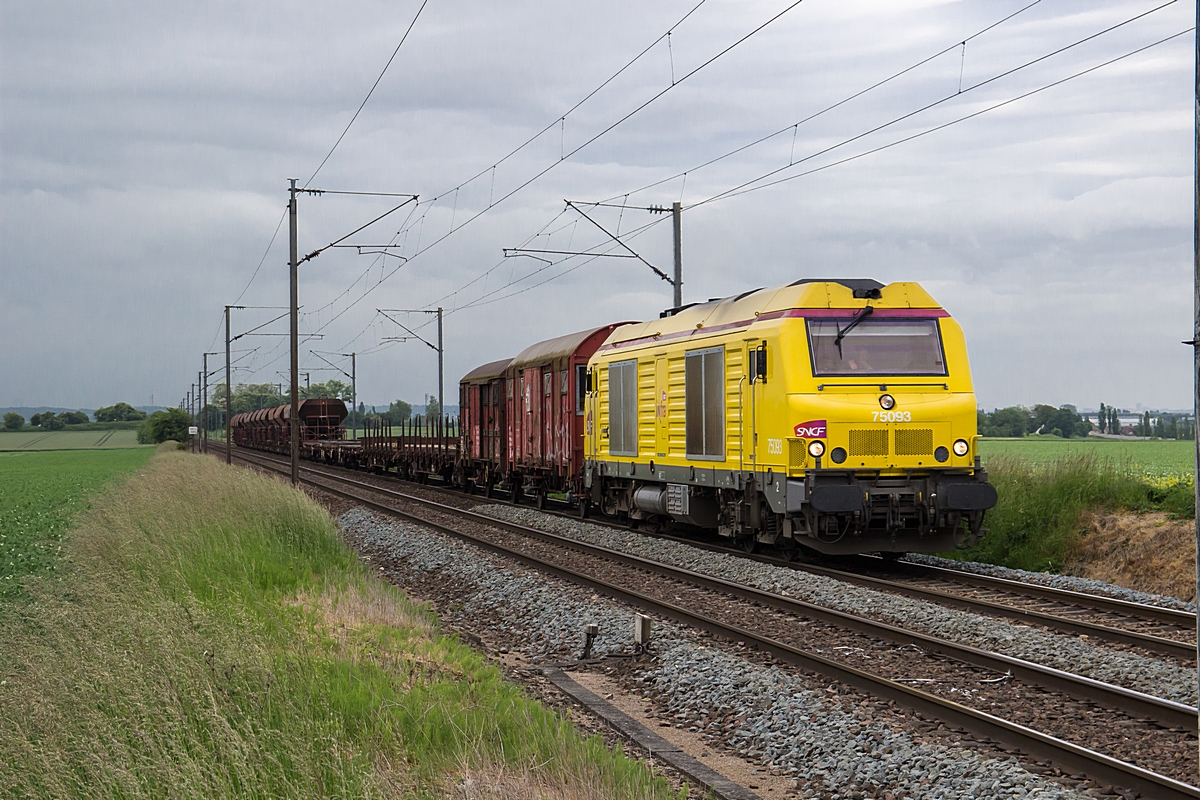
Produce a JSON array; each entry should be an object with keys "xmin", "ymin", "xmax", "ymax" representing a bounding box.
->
[
  {"xmin": 0, "ymin": 429, "xmax": 148, "ymax": 451},
  {"xmin": 0, "ymin": 448, "xmax": 154, "ymax": 602},
  {"xmin": 980, "ymin": 437, "xmax": 1195, "ymax": 480},
  {"xmin": 951, "ymin": 450, "xmax": 1194, "ymax": 573},
  {"xmin": 2, "ymin": 421, "xmax": 143, "ymax": 433},
  {"xmin": 0, "ymin": 448, "xmax": 681, "ymax": 800}
]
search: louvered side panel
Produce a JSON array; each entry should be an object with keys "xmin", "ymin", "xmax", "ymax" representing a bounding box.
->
[
  {"xmin": 724, "ymin": 345, "xmax": 743, "ymax": 461},
  {"xmin": 667, "ymin": 355, "xmax": 687, "ymax": 457},
  {"xmin": 637, "ymin": 358, "xmax": 656, "ymax": 457}
]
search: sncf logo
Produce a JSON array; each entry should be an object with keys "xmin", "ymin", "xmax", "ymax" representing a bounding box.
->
[{"xmin": 793, "ymin": 420, "xmax": 827, "ymax": 439}]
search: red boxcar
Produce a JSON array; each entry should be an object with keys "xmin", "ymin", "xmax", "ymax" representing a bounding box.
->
[
  {"xmin": 457, "ymin": 357, "xmax": 512, "ymax": 494},
  {"xmin": 503, "ymin": 324, "xmax": 630, "ymax": 507}
]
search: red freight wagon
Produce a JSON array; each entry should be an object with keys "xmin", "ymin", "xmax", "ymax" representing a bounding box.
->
[
  {"xmin": 457, "ymin": 357, "xmax": 512, "ymax": 495},
  {"xmin": 504, "ymin": 324, "xmax": 630, "ymax": 508},
  {"xmin": 230, "ymin": 399, "xmax": 347, "ymax": 454}
]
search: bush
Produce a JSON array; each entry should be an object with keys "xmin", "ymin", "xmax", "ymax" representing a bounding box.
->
[
  {"xmin": 60, "ymin": 411, "xmax": 89, "ymax": 425},
  {"xmin": 951, "ymin": 453, "xmax": 1195, "ymax": 572},
  {"xmin": 2, "ymin": 412, "xmax": 23, "ymax": 431},
  {"xmin": 137, "ymin": 409, "xmax": 190, "ymax": 444},
  {"xmin": 94, "ymin": 402, "xmax": 147, "ymax": 422},
  {"xmin": 33, "ymin": 412, "xmax": 65, "ymax": 431}
]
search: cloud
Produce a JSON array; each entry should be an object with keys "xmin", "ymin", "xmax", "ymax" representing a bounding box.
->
[{"xmin": 1, "ymin": 0, "xmax": 1195, "ymax": 411}]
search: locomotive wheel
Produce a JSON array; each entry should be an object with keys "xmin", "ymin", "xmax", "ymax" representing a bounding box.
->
[
  {"xmin": 577, "ymin": 498, "xmax": 588, "ymax": 519},
  {"xmin": 738, "ymin": 534, "xmax": 758, "ymax": 554}
]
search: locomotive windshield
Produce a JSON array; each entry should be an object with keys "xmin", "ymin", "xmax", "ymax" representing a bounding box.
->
[{"xmin": 807, "ymin": 318, "xmax": 946, "ymax": 377}]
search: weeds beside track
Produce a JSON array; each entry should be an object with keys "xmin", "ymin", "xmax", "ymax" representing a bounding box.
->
[{"xmin": 0, "ymin": 446, "xmax": 681, "ymax": 800}]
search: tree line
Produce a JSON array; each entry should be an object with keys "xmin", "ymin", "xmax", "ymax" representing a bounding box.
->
[
  {"xmin": 977, "ymin": 405, "xmax": 1092, "ymax": 438},
  {"xmin": 2, "ymin": 402, "xmax": 147, "ymax": 431},
  {"xmin": 979, "ymin": 403, "xmax": 1195, "ymax": 440},
  {"xmin": 1096, "ymin": 402, "xmax": 1194, "ymax": 439}
]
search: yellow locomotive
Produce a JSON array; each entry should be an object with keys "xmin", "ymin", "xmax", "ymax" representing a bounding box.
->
[{"xmin": 582, "ymin": 278, "xmax": 995, "ymax": 556}]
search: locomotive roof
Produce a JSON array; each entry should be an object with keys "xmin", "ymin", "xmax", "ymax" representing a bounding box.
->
[
  {"xmin": 510, "ymin": 323, "xmax": 632, "ymax": 368},
  {"xmin": 603, "ymin": 280, "xmax": 943, "ymax": 350},
  {"xmin": 461, "ymin": 357, "xmax": 512, "ymax": 384}
]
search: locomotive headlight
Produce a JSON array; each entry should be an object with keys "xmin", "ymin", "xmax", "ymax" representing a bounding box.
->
[
  {"xmin": 808, "ymin": 440, "xmax": 826, "ymax": 458},
  {"xmin": 952, "ymin": 439, "xmax": 970, "ymax": 457},
  {"xmin": 879, "ymin": 394, "xmax": 895, "ymax": 410}
]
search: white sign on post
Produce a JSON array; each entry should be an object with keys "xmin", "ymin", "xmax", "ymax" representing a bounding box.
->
[{"xmin": 188, "ymin": 426, "xmax": 199, "ymax": 436}]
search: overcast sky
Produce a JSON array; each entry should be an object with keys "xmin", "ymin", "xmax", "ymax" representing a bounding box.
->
[{"xmin": 2, "ymin": 0, "xmax": 1195, "ymax": 412}]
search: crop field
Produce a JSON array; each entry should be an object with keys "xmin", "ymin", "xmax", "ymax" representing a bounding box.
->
[
  {"xmin": 0, "ymin": 429, "xmax": 147, "ymax": 451},
  {"xmin": 980, "ymin": 437, "xmax": 1195, "ymax": 483},
  {"xmin": 0, "ymin": 448, "xmax": 154, "ymax": 601}
]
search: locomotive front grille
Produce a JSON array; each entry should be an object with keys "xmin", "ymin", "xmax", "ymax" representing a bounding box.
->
[
  {"xmin": 848, "ymin": 429, "xmax": 889, "ymax": 457},
  {"xmin": 894, "ymin": 429, "xmax": 934, "ymax": 456},
  {"xmin": 788, "ymin": 438, "xmax": 806, "ymax": 469}
]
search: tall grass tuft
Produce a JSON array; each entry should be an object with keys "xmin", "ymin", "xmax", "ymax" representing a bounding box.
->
[
  {"xmin": 0, "ymin": 447, "xmax": 680, "ymax": 800},
  {"xmin": 951, "ymin": 453, "xmax": 1195, "ymax": 572}
]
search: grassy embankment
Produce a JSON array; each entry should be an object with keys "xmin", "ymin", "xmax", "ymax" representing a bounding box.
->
[
  {"xmin": 951, "ymin": 438, "xmax": 1195, "ymax": 574},
  {"xmin": 0, "ymin": 447, "xmax": 680, "ymax": 800}
]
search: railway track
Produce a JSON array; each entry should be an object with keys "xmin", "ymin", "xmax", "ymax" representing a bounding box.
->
[
  {"xmin": 656, "ymin": 537, "xmax": 1197, "ymax": 662},
  {"xmin": 216, "ymin": 443, "xmax": 1200, "ymax": 798},
  {"xmin": 210, "ymin": 440, "xmax": 1197, "ymax": 662}
]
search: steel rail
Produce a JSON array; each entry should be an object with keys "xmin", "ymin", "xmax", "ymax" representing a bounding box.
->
[
  {"xmin": 223, "ymin": 446, "xmax": 1200, "ymax": 800},
  {"xmin": 876, "ymin": 557, "xmax": 1197, "ymax": 627},
  {"xmin": 225, "ymin": 445, "xmax": 1196, "ymax": 730},
  {"xmin": 214, "ymin": 442, "xmax": 1195, "ymax": 656},
  {"xmin": 664, "ymin": 537, "xmax": 1196, "ymax": 660}
]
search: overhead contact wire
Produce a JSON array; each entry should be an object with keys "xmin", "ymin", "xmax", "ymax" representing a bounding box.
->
[
  {"xmin": 312, "ymin": 0, "xmax": 804, "ymax": 336},
  {"xmin": 304, "ymin": 0, "xmax": 431, "ymax": 188}
]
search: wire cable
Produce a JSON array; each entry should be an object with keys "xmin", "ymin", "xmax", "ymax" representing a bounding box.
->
[
  {"xmin": 368, "ymin": 0, "xmax": 1044, "ymax": 328},
  {"xmin": 690, "ymin": 26, "xmax": 1193, "ymax": 207},
  {"xmin": 605, "ymin": 0, "xmax": 1047, "ymax": 203},
  {"xmin": 435, "ymin": 24, "xmax": 1193, "ymax": 313},
  {"xmin": 304, "ymin": 0, "xmax": 431, "ymax": 188},
  {"xmin": 693, "ymin": 1, "xmax": 1183, "ymax": 208},
  {"xmin": 311, "ymin": 0, "xmax": 806, "ymax": 336},
  {"xmin": 208, "ymin": 204, "xmax": 289, "ymax": 350}
]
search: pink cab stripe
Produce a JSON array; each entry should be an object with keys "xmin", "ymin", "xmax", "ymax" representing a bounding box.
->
[{"xmin": 598, "ymin": 307, "xmax": 949, "ymax": 352}]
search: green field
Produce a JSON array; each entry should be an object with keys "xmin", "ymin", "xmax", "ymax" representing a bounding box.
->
[
  {"xmin": 0, "ymin": 448, "xmax": 155, "ymax": 601},
  {"xmin": 0, "ymin": 429, "xmax": 148, "ymax": 451},
  {"xmin": 980, "ymin": 437, "xmax": 1195, "ymax": 481}
]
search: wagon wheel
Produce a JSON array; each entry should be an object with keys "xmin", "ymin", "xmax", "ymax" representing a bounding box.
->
[
  {"xmin": 464, "ymin": 479, "xmax": 474, "ymax": 495},
  {"xmin": 535, "ymin": 491, "xmax": 546, "ymax": 511},
  {"xmin": 484, "ymin": 481, "xmax": 493, "ymax": 499},
  {"xmin": 510, "ymin": 482, "xmax": 521, "ymax": 504}
]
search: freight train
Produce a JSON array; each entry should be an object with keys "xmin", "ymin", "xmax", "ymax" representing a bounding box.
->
[{"xmin": 229, "ymin": 278, "xmax": 996, "ymax": 557}]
